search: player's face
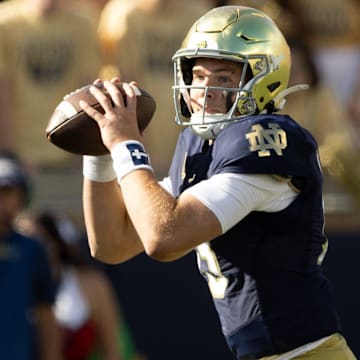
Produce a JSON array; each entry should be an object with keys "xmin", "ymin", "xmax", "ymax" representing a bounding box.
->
[{"xmin": 189, "ymin": 58, "xmax": 243, "ymax": 115}]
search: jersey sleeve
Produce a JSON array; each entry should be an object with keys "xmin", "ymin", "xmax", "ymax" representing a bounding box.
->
[{"xmin": 184, "ymin": 173, "xmax": 298, "ymax": 233}]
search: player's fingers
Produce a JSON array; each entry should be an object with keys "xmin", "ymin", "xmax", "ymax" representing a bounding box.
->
[
  {"xmin": 123, "ymin": 82, "xmax": 138, "ymax": 112},
  {"xmin": 79, "ymin": 100, "xmax": 104, "ymax": 125},
  {"xmin": 104, "ymin": 80, "xmax": 125, "ymax": 108},
  {"xmin": 89, "ymin": 83, "xmax": 115, "ymax": 112},
  {"xmin": 110, "ymin": 77, "xmax": 121, "ymax": 84},
  {"xmin": 79, "ymin": 100, "xmax": 109, "ymax": 128}
]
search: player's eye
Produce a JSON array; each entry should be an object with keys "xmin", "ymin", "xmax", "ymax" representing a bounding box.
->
[
  {"xmin": 192, "ymin": 73, "xmax": 205, "ymax": 83},
  {"xmin": 217, "ymin": 75, "xmax": 237, "ymax": 86}
]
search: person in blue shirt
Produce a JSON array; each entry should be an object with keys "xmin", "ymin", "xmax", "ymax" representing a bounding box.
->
[
  {"xmin": 79, "ymin": 6, "xmax": 355, "ymax": 360},
  {"xmin": 0, "ymin": 151, "xmax": 63, "ymax": 360}
]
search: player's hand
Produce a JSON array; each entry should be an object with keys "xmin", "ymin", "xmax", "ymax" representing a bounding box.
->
[{"xmin": 79, "ymin": 79, "xmax": 142, "ymax": 151}]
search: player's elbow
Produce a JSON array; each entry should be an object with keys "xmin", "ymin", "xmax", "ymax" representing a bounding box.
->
[
  {"xmin": 89, "ymin": 246, "xmax": 121, "ymax": 264},
  {"xmin": 148, "ymin": 249, "xmax": 182, "ymax": 262},
  {"xmin": 143, "ymin": 235, "xmax": 185, "ymax": 262},
  {"xmin": 88, "ymin": 239, "xmax": 127, "ymax": 265}
]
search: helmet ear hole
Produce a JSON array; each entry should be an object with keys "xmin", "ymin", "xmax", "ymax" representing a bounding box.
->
[{"xmin": 267, "ymin": 82, "xmax": 281, "ymax": 93}]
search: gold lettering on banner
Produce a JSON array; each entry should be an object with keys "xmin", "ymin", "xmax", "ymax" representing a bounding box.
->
[{"xmin": 245, "ymin": 123, "xmax": 287, "ymax": 157}]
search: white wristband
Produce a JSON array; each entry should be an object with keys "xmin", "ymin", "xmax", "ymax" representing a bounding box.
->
[
  {"xmin": 83, "ymin": 154, "xmax": 117, "ymax": 182},
  {"xmin": 111, "ymin": 140, "xmax": 153, "ymax": 183}
]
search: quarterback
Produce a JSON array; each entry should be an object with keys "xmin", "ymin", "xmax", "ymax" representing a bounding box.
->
[{"xmin": 80, "ymin": 6, "xmax": 355, "ymax": 360}]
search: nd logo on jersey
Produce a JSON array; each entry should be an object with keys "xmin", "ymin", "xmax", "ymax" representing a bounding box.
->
[{"xmin": 245, "ymin": 123, "xmax": 287, "ymax": 157}]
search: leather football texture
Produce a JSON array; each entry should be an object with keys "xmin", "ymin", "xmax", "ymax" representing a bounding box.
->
[{"xmin": 46, "ymin": 83, "xmax": 156, "ymax": 155}]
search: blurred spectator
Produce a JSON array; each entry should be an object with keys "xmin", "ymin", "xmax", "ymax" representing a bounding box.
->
[
  {"xmin": 97, "ymin": 0, "xmax": 212, "ymax": 176},
  {"xmin": 281, "ymin": 38, "xmax": 360, "ymax": 217},
  {"xmin": 0, "ymin": 0, "xmax": 103, "ymax": 221},
  {"xmin": 65, "ymin": 0, "xmax": 110, "ymax": 22},
  {"xmin": 0, "ymin": 0, "xmax": 102, "ymax": 165},
  {"xmin": 282, "ymin": 0, "xmax": 360, "ymax": 142},
  {"xmin": 348, "ymin": 86, "xmax": 360, "ymax": 141},
  {"xmin": 283, "ymin": 0, "xmax": 360, "ymax": 104},
  {"xmin": 0, "ymin": 151, "xmax": 62, "ymax": 360},
  {"xmin": 279, "ymin": 0, "xmax": 360, "ymax": 222},
  {"xmin": 16, "ymin": 208, "xmax": 143, "ymax": 360}
]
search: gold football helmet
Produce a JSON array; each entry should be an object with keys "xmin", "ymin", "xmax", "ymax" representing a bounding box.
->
[{"xmin": 172, "ymin": 6, "xmax": 300, "ymax": 139}]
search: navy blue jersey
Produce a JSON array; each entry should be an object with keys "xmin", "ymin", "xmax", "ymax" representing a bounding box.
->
[{"xmin": 168, "ymin": 114, "xmax": 341, "ymax": 359}]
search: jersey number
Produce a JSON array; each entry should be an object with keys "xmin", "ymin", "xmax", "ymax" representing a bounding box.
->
[{"xmin": 196, "ymin": 243, "xmax": 228, "ymax": 299}]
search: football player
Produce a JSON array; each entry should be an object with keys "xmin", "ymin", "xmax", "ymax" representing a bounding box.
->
[{"xmin": 80, "ymin": 6, "xmax": 356, "ymax": 360}]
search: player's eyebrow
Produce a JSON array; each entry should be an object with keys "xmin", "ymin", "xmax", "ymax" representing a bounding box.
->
[{"xmin": 192, "ymin": 65, "xmax": 241, "ymax": 74}]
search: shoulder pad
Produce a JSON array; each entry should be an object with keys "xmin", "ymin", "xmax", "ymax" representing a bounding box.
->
[{"xmin": 209, "ymin": 114, "xmax": 317, "ymax": 176}]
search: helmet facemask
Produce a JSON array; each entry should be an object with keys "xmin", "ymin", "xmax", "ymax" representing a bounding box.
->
[{"xmin": 172, "ymin": 51, "xmax": 271, "ymax": 140}]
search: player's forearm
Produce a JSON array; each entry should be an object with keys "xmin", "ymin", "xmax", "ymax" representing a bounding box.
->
[
  {"xmin": 83, "ymin": 178, "xmax": 144, "ymax": 263},
  {"xmin": 120, "ymin": 169, "xmax": 221, "ymax": 261}
]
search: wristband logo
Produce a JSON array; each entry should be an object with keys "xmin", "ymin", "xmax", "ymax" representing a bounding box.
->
[{"xmin": 127, "ymin": 143, "xmax": 150, "ymax": 166}]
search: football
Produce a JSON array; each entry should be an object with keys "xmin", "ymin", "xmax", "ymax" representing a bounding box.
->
[{"xmin": 46, "ymin": 82, "xmax": 156, "ymax": 155}]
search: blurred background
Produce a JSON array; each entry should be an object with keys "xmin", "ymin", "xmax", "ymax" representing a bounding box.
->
[{"xmin": 0, "ymin": 0, "xmax": 359, "ymax": 359}]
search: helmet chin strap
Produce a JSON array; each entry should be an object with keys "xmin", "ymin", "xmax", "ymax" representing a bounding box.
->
[
  {"xmin": 272, "ymin": 84, "xmax": 309, "ymax": 111},
  {"xmin": 189, "ymin": 113, "xmax": 229, "ymax": 139},
  {"xmin": 191, "ymin": 122, "xmax": 228, "ymax": 140}
]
